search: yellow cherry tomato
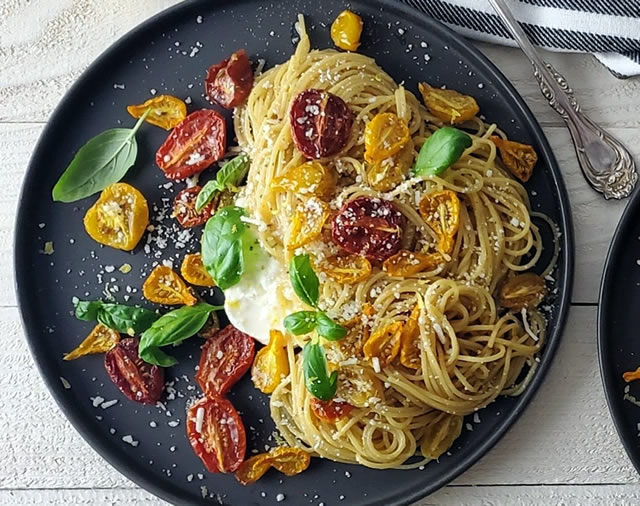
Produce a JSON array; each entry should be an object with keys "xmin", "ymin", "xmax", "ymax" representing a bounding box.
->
[
  {"xmin": 364, "ymin": 112, "xmax": 410, "ymax": 163},
  {"xmin": 273, "ymin": 161, "xmax": 336, "ymax": 199},
  {"xmin": 363, "ymin": 321, "xmax": 403, "ymax": 367},
  {"xmin": 491, "ymin": 135, "xmax": 538, "ymax": 182},
  {"xmin": 319, "ymin": 254, "xmax": 372, "ymax": 284},
  {"xmin": 499, "ymin": 273, "xmax": 547, "ymax": 311},
  {"xmin": 336, "ymin": 364, "xmax": 385, "ymax": 408},
  {"xmin": 64, "ymin": 323, "xmax": 120, "ymax": 361},
  {"xmin": 251, "ymin": 330, "xmax": 290, "ymax": 394},
  {"xmin": 287, "ymin": 197, "xmax": 330, "ymax": 250},
  {"xmin": 418, "ymin": 83, "xmax": 479, "ymax": 125},
  {"xmin": 330, "ymin": 10, "xmax": 363, "ymax": 52},
  {"xmin": 143, "ymin": 265, "xmax": 197, "ymax": 306},
  {"xmin": 418, "ymin": 190, "xmax": 461, "ymax": 255},
  {"xmin": 127, "ymin": 94, "xmax": 187, "ymax": 130},
  {"xmin": 382, "ymin": 249, "xmax": 444, "ymax": 277},
  {"xmin": 399, "ymin": 305, "xmax": 422, "ymax": 370},
  {"xmin": 366, "ymin": 141, "xmax": 414, "ymax": 192},
  {"xmin": 83, "ymin": 183, "xmax": 149, "ymax": 251},
  {"xmin": 180, "ymin": 253, "xmax": 215, "ymax": 287}
]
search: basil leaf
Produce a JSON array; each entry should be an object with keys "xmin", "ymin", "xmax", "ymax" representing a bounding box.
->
[
  {"xmin": 412, "ymin": 127, "xmax": 472, "ymax": 176},
  {"xmin": 283, "ymin": 311, "xmax": 318, "ymax": 335},
  {"xmin": 139, "ymin": 346, "xmax": 178, "ymax": 368},
  {"xmin": 73, "ymin": 299, "xmax": 158, "ymax": 334},
  {"xmin": 52, "ymin": 109, "xmax": 150, "ymax": 202},
  {"xmin": 289, "ymin": 254, "xmax": 319, "ymax": 308},
  {"xmin": 140, "ymin": 302, "xmax": 219, "ymax": 349},
  {"xmin": 302, "ymin": 341, "xmax": 338, "ymax": 401},
  {"xmin": 315, "ymin": 312, "xmax": 348, "ymax": 341},
  {"xmin": 195, "ymin": 154, "xmax": 250, "ymax": 212},
  {"xmin": 201, "ymin": 206, "xmax": 247, "ymax": 290}
]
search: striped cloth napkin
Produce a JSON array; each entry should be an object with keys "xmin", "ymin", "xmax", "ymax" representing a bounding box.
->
[{"xmin": 400, "ymin": 0, "xmax": 640, "ymax": 78}]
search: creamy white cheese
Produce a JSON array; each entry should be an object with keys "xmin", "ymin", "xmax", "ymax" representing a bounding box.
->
[{"xmin": 224, "ymin": 246, "xmax": 300, "ymax": 345}]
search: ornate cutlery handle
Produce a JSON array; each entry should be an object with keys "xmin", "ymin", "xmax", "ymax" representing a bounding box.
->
[{"xmin": 489, "ymin": 0, "xmax": 637, "ymax": 199}]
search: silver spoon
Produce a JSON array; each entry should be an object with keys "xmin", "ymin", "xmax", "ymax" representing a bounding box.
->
[{"xmin": 488, "ymin": 0, "xmax": 637, "ymax": 199}]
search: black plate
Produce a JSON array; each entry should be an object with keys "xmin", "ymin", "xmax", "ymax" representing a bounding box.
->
[
  {"xmin": 15, "ymin": 1, "xmax": 573, "ymax": 504},
  {"xmin": 599, "ymin": 188, "xmax": 640, "ymax": 475}
]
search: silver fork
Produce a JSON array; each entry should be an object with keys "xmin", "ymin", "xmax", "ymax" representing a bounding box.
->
[{"xmin": 489, "ymin": 0, "xmax": 637, "ymax": 199}]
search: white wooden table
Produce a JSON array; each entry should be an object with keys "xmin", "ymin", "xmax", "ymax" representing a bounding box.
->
[{"xmin": 1, "ymin": 1, "xmax": 640, "ymax": 504}]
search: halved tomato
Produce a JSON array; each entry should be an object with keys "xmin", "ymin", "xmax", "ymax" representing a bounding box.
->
[
  {"xmin": 310, "ymin": 397, "xmax": 354, "ymax": 422},
  {"xmin": 187, "ymin": 396, "xmax": 246, "ymax": 473},
  {"xmin": 205, "ymin": 49, "xmax": 254, "ymax": 109},
  {"xmin": 172, "ymin": 186, "xmax": 214, "ymax": 228}
]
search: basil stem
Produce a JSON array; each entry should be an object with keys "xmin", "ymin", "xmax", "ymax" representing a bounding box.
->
[
  {"xmin": 74, "ymin": 299, "xmax": 158, "ymax": 335},
  {"xmin": 412, "ymin": 127, "xmax": 472, "ymax": 177},
  {"xmin": 195, "ymin": 154, "xmax": 250, "ymax": 212},
  {"xmin": 139, "ymin": 303, "xmax": 223, "ymax": 366},
  {"xmin": 302, "ymin": 341, "xmax": 338, "ymax": 401},
  {"xmin": 289, "ymin": 254, "xmax": 319, "ymax": 308},
  {"xmin": 52, "ymin": 108, "xmax": 151, "ymax": 203}
]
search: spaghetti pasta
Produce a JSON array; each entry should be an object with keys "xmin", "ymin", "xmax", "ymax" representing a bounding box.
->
[{"xmin": 232, "ymin": 15, "xmax": 551, "ymax": 469}]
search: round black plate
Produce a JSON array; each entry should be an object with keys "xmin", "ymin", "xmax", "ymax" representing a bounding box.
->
[
  {"xmin": 15, "ymin": 1, "xmax": 573, "ymax": 504},
  {"xmin": 599, "ymin": 188, "xmax": 640, "ymax": 475}
]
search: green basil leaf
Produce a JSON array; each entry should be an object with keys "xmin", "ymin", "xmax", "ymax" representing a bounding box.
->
[
  {"xmin": 412, "ymin": 127, "xmax": 472, "ymax": 177},
  {"xmin": 74, "ymin": 300, "xmax": 102, "ymax": 321},
  {"xmin": 201, "ymin": 206, "xmax": 247, "ymax": 290},
  {"xmin": 52, "ymin": 109, "xmax": 150, "ymax": 202},
  {"xmin": 195, "ymin": 154, "xmax": 250, "ymax": 212},
  {"xmin": 139, "ymin": 346, "xmax": 178, "ymax": 367},
  {"xmin": 95, "ymin": 303, "xmax": 159, "ymax": 335},
  {"xmin": 289, "ymin": 254, "xmax": 319, "ymax": 308},
  {"xmin": 302, "ymin": 341, "xmax": 338, "ymax": 401},
  {"xmin": 315, "ymin": 312, "xmax": 348, "ymax": 341},
  {"xmin": 139, "ymin": 303, "xmax": 220, "ymax": 356},
  {"xmin": 283, "ymin": 311, "xmax": 318, "ymax": 335}
]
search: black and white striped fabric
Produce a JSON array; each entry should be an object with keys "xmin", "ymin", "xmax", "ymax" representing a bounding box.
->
[{"xmin": 399, "ymin": 0, "xmax": 640, "ymax": 78}]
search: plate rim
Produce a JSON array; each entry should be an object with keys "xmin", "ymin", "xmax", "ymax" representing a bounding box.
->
[
  {"xmin": 598, "ymin": 187, "xmax": 640, "ymax": 475},
  {"xmin": 14, "ymin": 0, "xmax": 575, "ymax": 504}
]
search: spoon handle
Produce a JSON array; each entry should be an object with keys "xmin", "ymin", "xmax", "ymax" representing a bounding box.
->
[{"xmin": 489, "ymin": 0, "xmax": 637, "ymax": 199}]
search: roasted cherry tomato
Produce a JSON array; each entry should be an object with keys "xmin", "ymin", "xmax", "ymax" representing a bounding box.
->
[
  {"xmin": 399, "ymin": 305, "xmax": 422, "ymax": 370},
  {"xmin": 156, "ymin": 109, "xmax": 226, "ymax": 180},
  {"xmin": 196, "ymin": 324, "xmax": 255, "ymax": 397},
  {"xmin": 491, "ymin": 135, "xmax": 538, "ymax": 182},
  {"xmin": 288, "ymin": 197, "xmax": 330, "ymax": 250},
  {"xmin": 273, "ymin": 161, "xmax": 336, "ymax": 199},
  {"xmin": 127, "ymin": 94, "xmax": 187, "ymax": 130},
  {"xmin": 418, "ymin": 83, "xmax": 479, "ymax": 125},
  {"xmin": 84, "ymin": 183, "xmax": 148, "ymax": 251},
  {"xmin": 330, "ymin": 10, "xmax": 363, "ymax": 51},
  {"xmin": 337, "ymin": 303, "xmax": 374, "ymax": 358},
  {"xmin": 252, "ymin": 330, "xmax": 289, "ymax": 394},
  {"xmin": 235, "ymin": 446, "xmax": 310, "ymax": 485},
  {"xmin": 364, "ymin": 113, "xmax": 410, "ymax": 163},
  {"xmin": 382, "ymin": 249, "xmax": 444, "ymax": 277},
  {"xmin": 235, "ymin": 453, "xmax": 272, "ymax": 485},
  {"xmin": 499, "ymin": 273, "xmax": 547, "ymax": 311},
  {"xmin": 104, "ymin": 338, "xmax": 164, "ymax": 404},
  {"xmin": 187, "ymin": 396, "xmax": 246, "ymax": 473},
  {"xmin": 366, "ymin": 141, "xmax": 414, "ymax": 192},
  {"xmin": 421, "ymin": 414, "xmax": 463, "ymax": 460},
  {"xmin": 418, "ymin": 190, "xmax": 460, "ymax": 255},
  {"xmin": 143, "ymin": 265, "xmax": 197, "ymax": 306},
  {"xmin": 172, "ymin": 186, "xmax": 214, "ymax": 228},
  {"xmin": 331, "ymin": 196, "xmax": 405, "ymax": 261},
  {"xmin": 336, "ymin": 365, "xmax": 384, "ymax": 408},
  {"xmin": 363, "ymin": 321, "xmax": 403, "ymax": 367},
  {"xmin": 290, "ymin": 89, "xmax": 353, "ymax": 159},
  {"xmin": 181, "ymin": 253, "xmax": 215, "ymax": 287},
  {"xmin": 205, "ymin": 49, "xmax": 254, "ymax": 109},
  {"xmin": 320, "ymin": 254, "xmax": 372, "ymax": 284},
  {"xmin": 64, "ymin": 323, "xmax": 120, "ymax": 361},
  {"xmin": 310, "ymin": 397, "xmax": 354, "ymax": 422}
]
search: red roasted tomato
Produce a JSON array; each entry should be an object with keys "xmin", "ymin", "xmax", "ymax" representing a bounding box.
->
[
  {"xmin": 196, "ymin": 324, "xmax": 255, "ymax": 397},
  {"xmin": 331, "ymin": 196, "xmax": 405, "ymax": 261},
  {"xmin": 156, "ymin": 109, "xmax": 226, "ymax": 180},
  {"xmin": 205, "ymin": 49, "xmax": 254, "ymax": 109},
  {"xmin": 187, "ymin": 396, "xmax": 246, "ymax": 473},
  {"xmin": 104, "ymin": 338, "xmax": 164, "ymax": 404},
  {"xmin": 289, "ymin": 88, "xmax": 353, "ymax": 159},
  {"xmin": 172, "ymin": 186, "xmax": 214, "ymax": 228},
  {"xmin": 310, "ymin": 397, "xmax": 354, "ymax": 422}
]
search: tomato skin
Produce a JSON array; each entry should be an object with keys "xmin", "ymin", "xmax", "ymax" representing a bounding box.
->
[
  {"xmin": 104, "ymin": 338, "xmax": 164, "ymax": 404},
  {"xmin": 196, "ymin": 324, "xmax": 255, "ymax": 397},
  {"xmin": 172, "ymin": 186, "xmax": 214, "ymax": 228},
  {"xmin": 289, "ymin": 89, "xmax": 353, "ymax": 159},
  {"xmin": 310, "ymin": 397, "xmax": 354, "ymax": 422},
  {"xmin": 331, "ymin": 196, "xmax": 405, "ymax": 261},
  {"xmin": 187, "ymin": 397, "xmax": 246, "ymax": 473},
  {"xmin": 205, "ymin": 49, "xmax": 254, "ymax": 109},
  {"xmin": 156, "ymin": 109, "xmax": 226, "ymax": 180}
]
